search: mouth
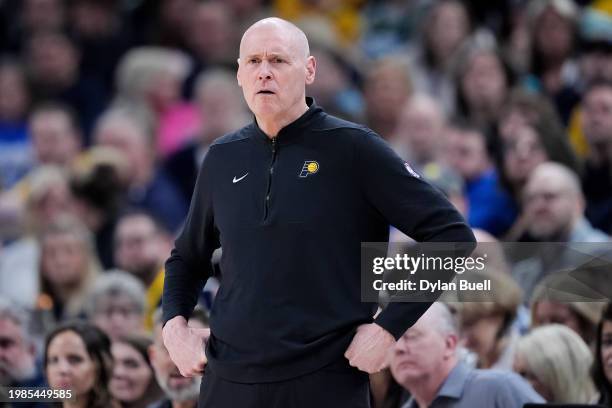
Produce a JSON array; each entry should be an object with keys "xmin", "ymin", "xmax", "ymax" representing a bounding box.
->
[{"xmin": 256, "ymin": 90, "xmax": 275, "ymax": 95}]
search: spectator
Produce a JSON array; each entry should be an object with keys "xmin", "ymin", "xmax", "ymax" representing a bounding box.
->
[
  {"xmin": 454, "ymin": 38, "xmax": 514, "ymax": 132},
  {"xmin": 44, "ymin": 320, "xmax": 118, "ymax": 408},
  {"xmin": 452, "ymin": 270, "xmax": 523, "ymax": 370},
  {"xmin": 113, "ymin": 47, "xmax": 200, "ymax": 158},
  {"xmin": 525, "ymin": 0, "xmax": 580, "ymax": 123},
  {"xmin": 512, "ymin": 162, "xmax": 609, "ymax": 298},
  {"xmin": 408, "ymin": 0, "xmax": 472, "ymax": 115},
  {"xmin": 182, "ymin": 1, "xmax": 237, "ymax": 97},
  {"xmin": 514, "ymin": 324, "xmax": 597, "ymax": 403},
  {"xmin": 147, "ymin": 309, "xmax": 206, "ymax": 408},
  {"xmin": 363, "ymin": 56, "xmax": 413, "ymax": 140},
  {"xmin": 0, "ymin": 298, "xmax": 45, "ymax": 389},
  {"xmin": 25, "ymin": 30, "xmax": 109, "ymax": 140},
  {"xmin": 0, "ymin": 166, "xmax": 74, "ymax": 308},
  {"xmin": 36, "ymin": 215, "xmax": 101, "ymax": 330},
  {"xmin": 389, "ymin": 303, "xmax": 543, "ymax": 408},
  {"xmin": 113, "ymin": 211, "xmax": 172, "ymax": 330},
  {"xmin": 87, "ymin": 271, "xmax": 147, "ymax": 341},
  {"xmin": 445, "ymin": 121, "xmax": 517, "ymax": 236},
  {"xmin": 29, "ymin": 102, "xmax": 82, "ymax": 169},
  {"xmin": 110, "ymin": 334, "xmax": 163, "ymax": 408},
  {"xmin": 530, "ymin": 275, "xmax": 605, "ymax": 347},
  {"xmin": 392, "ymin": 94, "xmax": 446, "ymax": 171},
  {"xmin": 93, "ymin": 108, "xmax": 188, "ymax": 233},
  {"xmin": 3, "ymin": 0, "xmax": 66, "ymax": 52},
  {"xmin": 499, "ymin": 111, "xmax": 580, "ymax": 216},
  {"xmin": 306, "ymin": 46, "xmax": 364, "ymax": 122},
  {"xmin": 0, "ymin": 59, "xmax": 32, "ymax": 191},
  {"xmin": 593, "ymin": 302, "xmax": 612, "ymax": 407},
  {"xmin": 165, "ymin": 69, "xmax": 250, "ymax": 203},
  {"xmin": 67, "ymin": 0, "xmax": 136, "ymax": 90},
  {"xmin": 581, "ymin": 80, "xmax": 612, "ymax": 234},
  {"xmin": 69, "ymin": 146, "xmax": 129, "ymax": 269}
]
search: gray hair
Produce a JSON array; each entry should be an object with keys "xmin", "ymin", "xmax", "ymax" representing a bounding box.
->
[
  {"xmin": 0, "ymin": 297, "xmax": 34, "ymax": 345},
  {"xmin": 430, "ymin": 302, "xmax": 459, "ymax": 337},
  {"xmin": 85, "ymin": 270, "xmax": 146, "ymax": 317}
]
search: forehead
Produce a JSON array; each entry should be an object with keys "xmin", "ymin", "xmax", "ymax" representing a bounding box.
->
[{"xmin": 240, "ymin": 25, "xmax": 301, "ymax": 58}]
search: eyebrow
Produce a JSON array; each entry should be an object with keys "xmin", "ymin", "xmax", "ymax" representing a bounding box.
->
[{"xmin": 243, "ymin": 52, "xmax": 291, "ymax": 60}]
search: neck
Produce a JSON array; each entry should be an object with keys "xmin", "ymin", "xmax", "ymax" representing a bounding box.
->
[
  {"xmin": 172, "ymin": 400, "xmax": 197, "ymax": 408},
  {"xmin": 408, "ymin": 360, "xmax": 456, "ymax": 408},
  {"xmin": 63, "ymin": 395, "xmax": 89, "ymax": 408},
  {"xmin": 256, "ymin": 100, "xmax": 309, "ymax": 138}
]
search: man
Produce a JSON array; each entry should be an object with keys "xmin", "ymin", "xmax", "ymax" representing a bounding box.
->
[
  {"xmin": 581, "ymin": 80, "xmax": 612, "ymax": 234},
  {"xmin": 94, "ymin": 108, "xmax": 187, "ymax": 232},
  {"xmin": 445, "ymin": 121, "xmax": 517, "ymax": 236},
  {"xmin": 148, "ymin": 309, "xmax": 207, "ymax": 408},
  {"xmin": 390, "ymin": 303, "xmax": 543, "ymax": 408},
  {"xmin": 0, "ymin": 297, "xmax": 49, "ymax": 408},
  {"xmin": 114, "ymin": 211, "xmax": 172, "ymax": 330},
  {"xmin": 512, "ymin": 162, "xmax": 609, "ymax": 298},
  {"xmin": 162, "ymin": 17, "xmax": 475, "ymax": 406},
  {"xmin": 29, "ymin": 102, "xmax": 82, "ymax": 169},
  {"xmin": 392, "ymin": 93, "xmax": 446, "ymax": 171}
]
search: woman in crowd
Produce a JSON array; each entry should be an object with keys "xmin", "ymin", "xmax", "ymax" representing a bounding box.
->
[
  {"xmin": 593, "ymin": 302, "xmax": 612, "ymax": 407},
  {"xmin": 45, "ymin": 320, "xmax": 118, "ymax": 408},
  {"xmin": 86, "ymin": 270, "xmax": 147, "ymax": 341},
  {"xmin": 452, "ymin": 269, "xmax": 523, "ymax": 370},
  {"xmin": 454, "ymin": 39, "xmax": 514, "ymax": 133},
  {"xmin": 37, "ymin": 215, "xmax": 100, "ymax": 331},
  {"xmin": 514, "ymin": 324, "xmax": 597, "ymax": 403},
  {"xmin": 110, "ymin": 334, "xmax": 163, "ymax": 408},
  {"xmin": 530, "ymin": 279, "xmax": 604, "ymax": 347}
]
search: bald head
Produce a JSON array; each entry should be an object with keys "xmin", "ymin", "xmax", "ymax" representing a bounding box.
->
[
  {"xmin": 525, "ymin": 162, "xmax": 582, "ymax": 198},
  {"xmin": 240, "ymin": 17, "xmax": 310, "ymax": 61}
]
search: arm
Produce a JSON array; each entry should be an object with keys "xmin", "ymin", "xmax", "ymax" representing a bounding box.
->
[
  {"xmin": 162, "ymin": 149, "xmax": 220, "ymax": 376},
  {"xmin": 357, "ymin": 131, "xmax": 475, "ymax": 338}
]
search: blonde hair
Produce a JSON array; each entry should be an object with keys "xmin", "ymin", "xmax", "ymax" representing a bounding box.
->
[
  {"xmin": 517, "ymin": 324, "xmax": 596, "ymax": 403},
  {"xmin": 114, "ymin": 46, "xmax": 190, "ymax": 104}
]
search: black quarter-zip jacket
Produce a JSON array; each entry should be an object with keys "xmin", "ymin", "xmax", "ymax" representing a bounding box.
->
[{"xmin": 163, "ymin": 98, "xmax": 475, "ymax": 383}]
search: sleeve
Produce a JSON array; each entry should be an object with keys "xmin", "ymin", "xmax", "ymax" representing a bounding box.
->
[
  {"xmin": 162, "ymin": 148, "xmax": 221, "ymax": 326},
  {"xmin": 355, "ymin": 130, "xmax": 476, "ymax": 339}
]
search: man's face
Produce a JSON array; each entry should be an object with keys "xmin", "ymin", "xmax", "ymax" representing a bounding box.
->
[
  {"xmin": 0, "ymin": 318, "xmax": 36, "ymax": 385},
  {"xmin": 114, "ymin": 216, "xmax": 164, "ymax": 278},
  {"xmin": 149, "ymin": 324, "xmax": 201, "ymax": 402},
  {"xmin": 389, "ymin": 314, "xmax": 454, "ymax": 387},
  {"xmin": 30, "ymin": 111, "xmax": 80, "ymax": 166},
  {"xmin": 445, "ymin": 129, "xmax": 489, "ymax": 180},
  {"xmin": 237, "ymin": 23, "xmax": 315, "ymax": 122},
  {"xmin": 582, "ymin": 86, "xmax": 612, "ymax": 146},
  {"xmin": 523, "ymin": 175, "xmax": 577, "ymax": 240}
]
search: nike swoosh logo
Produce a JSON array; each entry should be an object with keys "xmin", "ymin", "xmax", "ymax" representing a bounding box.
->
[{"xmin": 232, "ymin": 173, "xmax": 249, "ymax": 183}]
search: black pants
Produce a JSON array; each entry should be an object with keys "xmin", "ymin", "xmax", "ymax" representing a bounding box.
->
[{"xmin": 199, "ymin": 359, "xmax": 371, "ymax": 408}]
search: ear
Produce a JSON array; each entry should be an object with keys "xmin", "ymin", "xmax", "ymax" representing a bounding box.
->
[
  {"xmin": 236, "ymin": 58, "xmax": 242, "ymax": 88},
  {"xmin": 443, "ymin": 334, "xmax": 458, "ymax": 359},
  {"xmin": 305, "ymin": 56, "xmax": 316, "ymax": 85}
]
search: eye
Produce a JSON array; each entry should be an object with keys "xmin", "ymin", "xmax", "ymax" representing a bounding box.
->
[
  {"xmin": 273, "ymin": 57, "xmax": 285, "ymax": 63},
  {"xmin": 248, "ymin": 58, "xmax": 260, "ymax": 64}
]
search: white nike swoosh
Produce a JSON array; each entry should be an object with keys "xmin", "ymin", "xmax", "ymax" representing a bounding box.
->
[{"xmin": 232, "ymin": 173, "xmax": 249, "ymax": 183}]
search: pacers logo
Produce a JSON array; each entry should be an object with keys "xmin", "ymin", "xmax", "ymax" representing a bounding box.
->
[{"xmin": 299, "ymin": 161, "xmax": 319, "ymax": 178}]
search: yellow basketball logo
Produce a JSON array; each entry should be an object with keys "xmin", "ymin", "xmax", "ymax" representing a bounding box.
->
[{"xmin": 299, "ymin": 161, "xmax": 319, "ymax": 178}]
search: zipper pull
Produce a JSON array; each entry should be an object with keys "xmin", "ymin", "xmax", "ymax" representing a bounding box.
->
[{"xmin": 271, "ymin": 137, "xmax": 277, "ymax": 153}]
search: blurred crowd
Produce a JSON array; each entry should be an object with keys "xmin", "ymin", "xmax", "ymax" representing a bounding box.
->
[{"xmin": 1, "ymin": 0, "xmax": 612, "ymax": 407}]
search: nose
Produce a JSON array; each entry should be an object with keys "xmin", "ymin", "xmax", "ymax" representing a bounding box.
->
[{"xmin": 258, "ymin": 60, "xmax": 273, "ymax": 81}]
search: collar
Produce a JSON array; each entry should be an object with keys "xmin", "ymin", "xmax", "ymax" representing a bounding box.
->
[
  {"xmin": 252, "ymin": 97, "xmax": 323, "ymax": 145},
  {"xmin": 405, "ymin": 362, "xmax": 470, "ymax": 408},
  {"xmin": 435, "ymin": 361, "xmax": 471, "ymax": 400}
]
